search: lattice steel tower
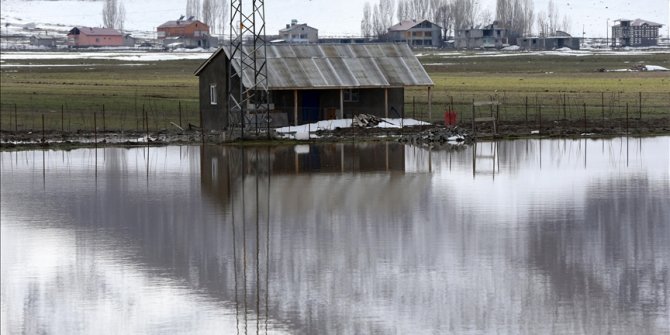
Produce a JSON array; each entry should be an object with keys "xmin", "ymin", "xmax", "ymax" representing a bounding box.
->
[{"xmin": 228, "ymin": 0, "xmax": 270, "ymax": 138}]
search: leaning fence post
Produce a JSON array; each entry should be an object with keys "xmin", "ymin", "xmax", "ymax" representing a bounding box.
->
[
  {"xmin": 601, "ymin": 92, "xmax": 605, "ymax": 126},
  {"xmin": 102, "ymin": 104, "xmax": 106, "ymax": 132},
  {"xmin": 179, "ymin": 100, "xmax": 182, "ymax": 128},
  {"xmin": 583, "ymin": 103, "xmax": 587, "ymax": 134},
  {"xmin": 525, "ymin": 96, "xmax": 529, "ymax": 130},
  {"xmin": 471, "ymin": 99, "xmax": 475, "ymax": 134},
  {"xmin": 94, "ymin": 112, "xmax": 97, "ymax": 143},
  {"xmin": 638, "ymin": 92, "xmax": 642, "ymax": 120},
  {"xmin": 626, "ymin": 103, "xmax": 629, "ymax": 134},
  {"xmin": 539, "ymin": 104, "xmax": 542, "ymax": 133}
]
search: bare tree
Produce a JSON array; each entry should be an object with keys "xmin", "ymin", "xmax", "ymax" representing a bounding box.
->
[
  {"xmin": 361, "ymin": 2, "xmax": 373, "ymax": 37},
  {"xmin": 186, "ymin": 0, "xmax": 201, "ymax": 19},
  {"xmin": 372, "ymin": 3, "xmax": 385, "ymax": 38},
  {"xmin": 396, "ymin": 0, "xmax": 407, "ymax": 22},
  {"xmin": 117, "ymin": 1, "xmax": 125, "ymax": 31},
  {"xmin": 495, "ymin": 0, "xmax": 534, "ymax": 41},
  {"xmin": 536, "ymin": 10, "xmax": 549, "ymax": 37},
  {"xmin": 409, "ymin": 0, "xmax": 429, "ymax": 20},
  {"xmin": 102, "ymin": 0, "xmax": 125, "ymax": 30},
  {"xmin": 451, "ymin": 0, "xmax": 478, "ymax": 31},
  {"xmin": 379, "ymin": 0, "xmax": 395, "ymax": 30},
  {"xmin": 547, "ymin": 0, "xmax": 558, "ymax": 33},
  {"xmin": 433, "ymin": 0, "xmax": 452, "ymax": 37},
  {"xmin": 522, "ymin": 0, "xmax": 534, "ymax": 36},
  {"xmin": 218, "ymin": 0, "xmax": 228, "ymax": 35}
]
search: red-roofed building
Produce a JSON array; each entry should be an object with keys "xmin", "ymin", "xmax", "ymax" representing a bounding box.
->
[
  {"xmin": 157, "ymin": 16, "xmax": 214, "ymax": 48},
  {"xmin": 67, "ymin": 27, "xmax": 124, "ymax": 47}
]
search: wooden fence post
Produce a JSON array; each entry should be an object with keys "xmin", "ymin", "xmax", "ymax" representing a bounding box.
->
[{"xmin": 94, "ymin": 112, "xmax": 97, "ymax": 143}]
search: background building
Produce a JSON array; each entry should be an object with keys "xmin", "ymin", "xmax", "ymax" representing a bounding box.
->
[
  {"xmin": 387, "ymin": 19, "xmax": 442, "ymax": 47},
  {"xmin": 611, "ymin": 19, "xmax": 663, "ymax": 47},
  {"xmin": 278, "ymin": 20, "xmax": 318, "ymax": 43},
  {"xmin": 455, "ymin": 23, "xmax": 507, "ymax": 49},
  {"xmin": 67, "ymin": 27, "xmax": 123, "ymax": 47},
  {"xmin": 517, "ymin": 31, "xmax": 580, "ymax": 50},
  {"xmin": 157, "ymin": 16, "xmax": 215, "ymax": 48}
]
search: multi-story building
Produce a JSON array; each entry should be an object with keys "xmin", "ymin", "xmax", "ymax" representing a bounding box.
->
[
  {"xmin": 387, "ymin": 19, "xmax": 442, "ymax": 47},
  {"xmin": 279, "ymin": 20, "xmax": 318, "ymax": 43},
  {"xmin": 67, "ymin": 27, "xmax": 124, "ymax": 47},
  {"xmin": 455, "ymin": 22, "xmax": 507, "ymax": 49},
  {"xmin": 611, "ymin": 18, "xmax": 663, "ymax": 47},
  {"xmin": 157, "ymin": 16, "xmax": 215, "ymax": 48}
]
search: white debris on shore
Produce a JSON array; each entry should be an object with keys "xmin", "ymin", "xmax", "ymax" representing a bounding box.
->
[{"xmin": 274, "ymin": 116, "xmax": 430, "ymax": 140}]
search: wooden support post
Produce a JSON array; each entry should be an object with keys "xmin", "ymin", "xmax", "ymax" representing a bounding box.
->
[
  {"xmin": 61, "ymin": 104, "xmax": 64, "ymax": 132},
  {"xmin": 583, "ymin": 103, "xmax": 587, "ymax": 133},
  {"xmin": 179, "ymin": 100, "xmax": 183, "ymax": 128},
  {"xmin": 412, "ymin": 96, "xmax": 416, "ymax": 120},
  {"xmin": 471, "ymin": 99, "xmax": 475, "ymax": 134},
  {"xmin": 293, "ymin": 90, "xmax": 298, "ymax": 126},
  {"xmin": 525, "ymin": 96, "xmax": 528, "ymax": 129},
  {"xmin": 102, "ymin": 104, "xmax": 106, "ymax": 132},
  {"xmin": 41, "ymin": 114, "xmax": 45, "ymax": 143},
  {"xmin": 638, "ymin": 92, "xmax": 642, "ymax": 120},
  {"xmin": 384, "ymin": 88, "xmax": 389, "ymax": 118},
  {"xmin": 94, "ymin": 112, "xmax": 97, "ymax": 143},
  {"xmin": 428, "ymin": 88, "xmax": 435, "ymax": 122},
  {"xmin": 340, "ymin": 89, "xmax": 344, "ymax": 120}
]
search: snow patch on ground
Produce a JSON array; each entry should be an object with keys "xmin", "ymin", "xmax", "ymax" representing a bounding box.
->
[
  {"xmin": 275, "ymin": 118, "xmax": 429, "ymax": 140},
  {"xmin": 0, "ymin": 51, "xmax": 213, "ymax": 61}
]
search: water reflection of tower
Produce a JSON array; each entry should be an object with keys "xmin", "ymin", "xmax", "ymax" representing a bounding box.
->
[{"xmin": 226, "ymin": 147, "xmax": 272, "ymax": 334}]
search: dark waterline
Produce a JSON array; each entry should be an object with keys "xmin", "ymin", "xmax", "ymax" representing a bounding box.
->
[{"xmin": 1, "ymin": 138, "xmax": 669, "ymax": 334}]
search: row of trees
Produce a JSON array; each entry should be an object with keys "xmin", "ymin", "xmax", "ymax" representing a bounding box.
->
[{"xmin": 361, "ymin": 0, "xmax": 571, "ymax": 40}]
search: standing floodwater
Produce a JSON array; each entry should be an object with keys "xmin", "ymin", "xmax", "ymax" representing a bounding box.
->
[{"xmin": 1, "ymin": 138, "xmax": 669, "ymax": 334}]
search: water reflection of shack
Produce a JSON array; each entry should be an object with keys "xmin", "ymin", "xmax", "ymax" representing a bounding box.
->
[{"xmin": 200, "ymin": 143, "xmax": 406, "ymax": 202}]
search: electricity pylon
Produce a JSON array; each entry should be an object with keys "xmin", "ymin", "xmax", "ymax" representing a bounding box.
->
[{"xmin": 228, "ymin": 0, "xmax": 270, "ymax": 138}]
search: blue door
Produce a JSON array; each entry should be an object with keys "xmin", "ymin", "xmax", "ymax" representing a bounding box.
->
[{"xmin": 301, "ymin": 91, "xmax": 320, "ymax": 124}]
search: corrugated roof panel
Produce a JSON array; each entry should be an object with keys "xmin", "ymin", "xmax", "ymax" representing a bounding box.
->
[
  {"xmin": 207, "ymin": 43, "xmax": 433, "ymax": 89},
  {"xmin": 349, "ymin": 44, "xmax": 372, "ymax": 58},
  {"xmin": 299, "ymin": 58, "xmax": 330, "ymax": 87},
  {"xmin": 342, "ymin": 58, "xmax": 387, "ymax": 87}
]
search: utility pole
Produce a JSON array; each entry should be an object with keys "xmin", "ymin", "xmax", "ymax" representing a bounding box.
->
[{"xmin": 228, "ymin": 0, "xmax": 270, "ymax": 139}]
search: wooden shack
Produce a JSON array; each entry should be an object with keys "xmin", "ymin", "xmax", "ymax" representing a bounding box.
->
[{"xmin": 194, "ymin": 43, "xmax": 434, "ymax": 131}]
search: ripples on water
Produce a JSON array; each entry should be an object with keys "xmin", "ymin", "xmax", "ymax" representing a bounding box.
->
[{"xmin": 1, "ymin": 137, "xmax": 669, "ymax": 334}]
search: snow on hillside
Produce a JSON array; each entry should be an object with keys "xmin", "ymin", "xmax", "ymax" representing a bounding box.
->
[
  {"xmin": 0, "ymin": 0, "xmax": 363, "ymax": 39},
  {"xmin": 1, "ymin": 0, "xmax": 171, "ymax": 39}
]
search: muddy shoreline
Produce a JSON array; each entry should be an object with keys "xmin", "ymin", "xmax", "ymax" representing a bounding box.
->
[{"xmin": 1, "ymin": 118, "xmax": 668, "ymax": 150}]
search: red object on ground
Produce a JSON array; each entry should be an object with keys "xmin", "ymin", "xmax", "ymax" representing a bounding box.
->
[{"xmin": 444, "ymin": 111, "xmax": 457, "ymax": 125}]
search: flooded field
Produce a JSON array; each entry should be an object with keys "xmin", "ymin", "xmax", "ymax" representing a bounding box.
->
[{"xmin": 1, "ymin": 137, "xmax": 669, "ymax": 334}]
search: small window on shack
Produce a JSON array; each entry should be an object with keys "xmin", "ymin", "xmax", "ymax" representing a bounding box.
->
[
  {"xmin": 210, "ymin": 84, "xmax": 217, "ymax": 105},
  {"xmin": 344, "ymin": 89, "xmax": 359, "ymax": 102}
]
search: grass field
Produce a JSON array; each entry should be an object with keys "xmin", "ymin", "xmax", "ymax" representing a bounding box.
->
[{"xmin": 1, "ymin": 51, "xmax": 669, "ymax": 133}]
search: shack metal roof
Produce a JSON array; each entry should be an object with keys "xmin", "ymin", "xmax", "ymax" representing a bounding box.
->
[
  {"xmin": 68, "ymin": 27, "xmax": 123, "ymax": 36},
  {"xmin": 195, "ymin": 43, "xmax": 433, "ymax": 90}
]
